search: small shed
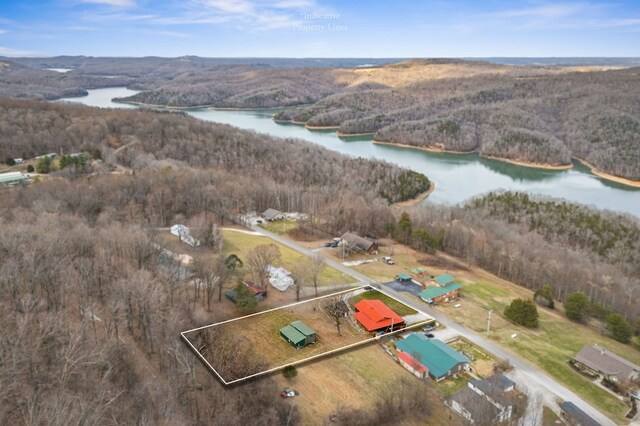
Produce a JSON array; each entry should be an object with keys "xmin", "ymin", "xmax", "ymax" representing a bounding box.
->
[
  {"xmin": 396, "ymin": 273, "xmax": 412, "ymax": 282},
  {"xmin": 559, "ymin": 401, "xmax": 600, "ymax": 426},
  {"xmin": 280, "ymin": 325, "xmax": 307, "ymax": 349},
  {"xmin": 291, "ymin": 320, "xmax": 317, "ymax": 345}
]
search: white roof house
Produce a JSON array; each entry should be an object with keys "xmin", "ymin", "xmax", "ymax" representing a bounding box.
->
[{"xmin": 0, "ymin": 172, "xmax": 29, "ymax": 186}]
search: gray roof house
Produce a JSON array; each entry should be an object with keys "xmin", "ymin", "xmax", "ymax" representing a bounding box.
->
[
  {"xmin": 574, "ymin": 344, "xmax": 640, "ymax": 382},
  {"xmin": 262, "ymin": 208, "xmax": 285, "ymax": 221},
  {"xmin": 559, "ymin": 401, "xmax": 601, "ymax": 426},
  {"xmin": 447, "ymin": 373, "xmax": 516, "ymax": 424}
]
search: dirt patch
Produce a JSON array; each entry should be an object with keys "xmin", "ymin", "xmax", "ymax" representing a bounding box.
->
[{"xmin": 419, "ymin": 254, "xmax": 470, "ymax": 272}]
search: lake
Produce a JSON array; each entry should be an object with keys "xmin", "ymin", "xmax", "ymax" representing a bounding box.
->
[{"xmin": 60, "ymin": 88, "xmax": 640, "ymax": 217}]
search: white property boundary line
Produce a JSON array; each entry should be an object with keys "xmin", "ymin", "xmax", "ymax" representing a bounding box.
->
[{"xmin": 181, "ymin": 285, "xmax": 435, "ymax": 385}]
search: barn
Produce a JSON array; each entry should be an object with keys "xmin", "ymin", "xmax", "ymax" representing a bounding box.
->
[
  {"xmin": 280, "ymin": 321, "xmax": 317, "ymax": 348},
  {"xmin": 354, "ymin": 299, "xmax": 405, "ymax": 332},
  {"xmin": 396, "ymin": 335, "xmax": 469, "ymax": 381}
]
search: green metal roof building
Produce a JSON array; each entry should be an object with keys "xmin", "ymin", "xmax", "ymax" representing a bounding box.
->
[
  {"xmin": 419, "ymin": 282, "xmax": 463, "ymax": 302},
  {"xmin": 396, "ymin": 273, "xmax": 412, "ymax": 282},
  {"xmin": 433, "ymin": 274, "xmax": 456, "ymax": 286},
  {"xmin": 396, "ymin": 335, "xmax": 469, "ymax": 381},
  {"xmin": 280, "ymin": 321, "xmax": 317, "ymax": 348}
]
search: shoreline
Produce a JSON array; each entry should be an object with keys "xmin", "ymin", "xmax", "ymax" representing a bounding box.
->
[
  {"xmin": 337, "ymin": 131, "xmax": 376, "ymax": 138},
  {"xmin": 480, "ymin": 155, "xmax": 572, "ymax": 171},
  {"xmin": 375, "ymin": 140, "xmax": 572, "ymax": 170},
  {"xmin": 372, "ymin": 140, "xmax": 473, "ymax": 155},
  {"xmin": 305, "ymin": 124, "xmax": 340, "ymax": 130},
  {"xmin": 574, "ymin": 158, "xmax": 640, "ymax": 188},
  {"xmin": 393, "ymin": 181, "xmax": 436, "ymax": 208}
]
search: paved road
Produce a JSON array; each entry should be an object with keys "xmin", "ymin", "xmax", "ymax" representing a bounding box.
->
[{"xmin": 251, "ymin": 225, "xmax": 615, "ymax": 426}]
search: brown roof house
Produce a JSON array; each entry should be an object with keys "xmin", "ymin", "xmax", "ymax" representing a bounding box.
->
[
  {"xmin": 573, "ymin": 344, "xmax": 640, "ymax": 382},
  {"xmin": 340, "ymin": 232, "xmax": 378, "ymax": 254}
]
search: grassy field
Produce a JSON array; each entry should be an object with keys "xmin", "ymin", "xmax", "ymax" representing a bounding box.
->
[
  {"xmin": 449, "ymin": 338, "xmax": 496, "ymax": 378},
  {"xmin": 350, "ymin": 289, "xmax": 418, "ymax": 316},
  {"xmin": 275, "ymin": 343, "xmax": 463, "ymax": 425},
  {"xmin": 185, "ymin": 291, "xmax": 371, "ymax": 382},
  {"xmin": 438, "ymin": 279, "xmax": 636, "ymax": 425},
  {"xmin": 434, "ymin": 372, "xmax": 472, "ymax": 396},
  {"xmin": 335, "ymin": 238, "xmax": 637, "ymax": 424},
  {"xmin": 221, "ymin": 229, "xmax": 356, "ymax": 287},
  {"xmin": 543, "ymin": 406, "xmax": 561, "ymax": 426},
  {"xmin": 259, "ymin": 220, "xmax": 299, "ymax": 236}
]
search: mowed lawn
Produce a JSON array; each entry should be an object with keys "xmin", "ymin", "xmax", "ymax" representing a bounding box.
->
[
  {"xmin": 221, "ymin": 229, "xmax": 356, "ymax": 287},
  {"xmin": 440, "ymin": 279, "xmax": 638, "ymax": 425},
  {"xmin": 189, "ymin": 293, "xmax": 370, "ymax": 381}
]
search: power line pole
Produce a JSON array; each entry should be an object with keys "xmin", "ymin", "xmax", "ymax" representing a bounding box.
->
[{"xmin": 486, "ymin": 310, "xmax": 493, "ymax": 337}]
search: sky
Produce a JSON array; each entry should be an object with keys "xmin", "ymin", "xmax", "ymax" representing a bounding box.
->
[{"xmin": 0, "ymin": 0, "xmax": 639, "ymax": 57}]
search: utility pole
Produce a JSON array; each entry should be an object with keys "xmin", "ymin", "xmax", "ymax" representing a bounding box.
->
[{"xmin": 486, "ymin": 310, "xmax": 493, "ymax": 337}]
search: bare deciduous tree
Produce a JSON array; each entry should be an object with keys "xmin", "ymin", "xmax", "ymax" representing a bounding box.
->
[{"xmin": 246, "ymin": 244, "xmax": 281, "ymax": 289}]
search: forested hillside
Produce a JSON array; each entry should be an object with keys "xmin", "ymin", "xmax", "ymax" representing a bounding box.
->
[
  {"xmin": 0, "ymin": 99, "xmax": 429, "ymax": 206},
  {"xmin": 276, "ymin": 64, "xmax": 640, "ymax": 180}
]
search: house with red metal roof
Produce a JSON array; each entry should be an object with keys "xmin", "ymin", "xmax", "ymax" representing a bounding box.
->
[
  {"xmin": 353, "ymin": 299, "xmax": 405, "ymax": 332},
  {"xmin": 397, "ymin": 351, "xmax": 429, "ymax": 379}
]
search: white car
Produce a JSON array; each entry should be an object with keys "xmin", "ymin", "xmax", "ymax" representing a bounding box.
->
[
  {"xmin": 382, "ymin": 256, "xmax": 394, "ymax": 265},
  {"xmin": 630, "ymin": 390, "xmax": 640, "ymax": 400}
]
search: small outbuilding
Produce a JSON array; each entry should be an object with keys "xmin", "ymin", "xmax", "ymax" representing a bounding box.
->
[
  {"xmin": 226, "ymin": 281, "xmax": 268, "ymax": 303},
  {"xmin": 396, "ymin": 273, "xmax": 412, "ymax": 283},
  {"xmin": 280, "ymin": 320, "xmax": 317, "ymax": 348},
  {"xmin": 559, "ymin": 401, "xmax": 600, "ymax": 426}
]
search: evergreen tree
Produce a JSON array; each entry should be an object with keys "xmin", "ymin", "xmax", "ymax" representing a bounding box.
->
[
  {"xmin": 397, "ymin": 212, "xmax": 412, "ymax": 244},
  {"xmin": 564, "ymin": 291, "xmax": 590, "ymax": 322},
  {"xmin": 534, "ymin": 284, "xmax": 555, "ymax": 309},
  {"xmin": 35, "ymin": 156, "xmax": 51, "ymax": 174},
  {"xmin": 504, "ymin": 298, "xmax": 539, "ymax": 328},
  {"xmin": 234, "ymin": 281, "xmax": 257, "ymax": 313},
  {"xmin": 606, "ymin": 313, "xmax": 632, "ymax": 344}
]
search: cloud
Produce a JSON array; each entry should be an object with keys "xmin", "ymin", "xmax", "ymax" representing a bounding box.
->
[
  {"xmin": 0, "ymin": 46, "xmax": 36, "ymax": 56},
  {"xmin": 0, "ymin": 29, "xmax": 7, "ymax": 35},
  {"xmin": 79, "ymin": 0, "xmax": 137, "ymax": 6}
]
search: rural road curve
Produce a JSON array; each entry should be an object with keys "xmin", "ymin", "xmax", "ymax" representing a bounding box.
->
[{"xmin": 251, "ymin": 225, "xmax": 616, "ymax": 426}]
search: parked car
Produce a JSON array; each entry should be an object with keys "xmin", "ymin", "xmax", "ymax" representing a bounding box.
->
[
  {"xmin": 256, "ymin": 219, "xmax": 263, "ymax": 224},
  {"xmin": 280, "ymin": 388, "xmax": 298, "ymax": 398},
  {"xmin": 330, "ymin": 241, "xmax": 339, "ymax": 247},
  {"xmin": 382, "ymin": 256, "xmax": 394, "ymax": 265},
  {"xmin": 424, "ymin": 333, "xmax": 435, "ymax": 338},
  {"xmin": 454, "ymin": 303, "xmax": 461, "ymax": 308},
  {"xmin": 630, "ymin": 390, "xmax": 640, "ymax": 400},
  {"xmin": 422, "ymin": 324, "xmax": 435, "ymax": 332},
  {"xmin": 324, "ymin": 241, "xmax": 333, "ymax": 247}
]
